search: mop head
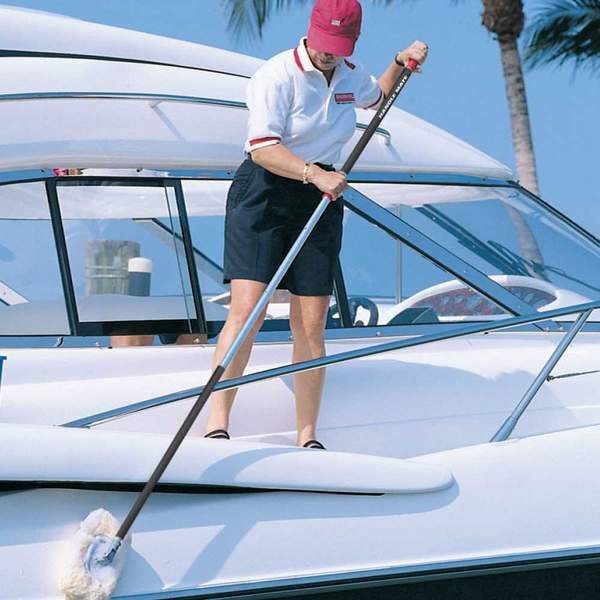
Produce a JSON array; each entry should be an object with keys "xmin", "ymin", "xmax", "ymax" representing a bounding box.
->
[{"xmin": 58, "ymin": 508, "xmax": 130, "ymax": 600}]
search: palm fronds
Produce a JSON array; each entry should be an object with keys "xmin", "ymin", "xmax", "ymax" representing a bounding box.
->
[
  {"xmin": 222, "ymin": 0, "xmax": 401, "ymax": 40},
  {"xmin": 524, "ymin": 0, "xmax": 600, "ymax": 73},
  {"xmin": 222, "ymin": 0, "xmax": 310, "ymax": 40}
]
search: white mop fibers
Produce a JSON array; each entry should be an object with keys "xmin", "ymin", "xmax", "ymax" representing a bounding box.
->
[{"xmin": 58, "ymin": 508, "xmax": 129, "ymax": 600}]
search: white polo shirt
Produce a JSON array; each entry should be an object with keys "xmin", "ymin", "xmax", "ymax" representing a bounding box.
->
[{"xmin": 245, "ymin": 38, "xmax": 383, "ymax": 164}]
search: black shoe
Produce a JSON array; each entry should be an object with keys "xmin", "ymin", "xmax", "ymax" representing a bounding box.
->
[
  {"xmin": 204, "ymin": 429, "xmax": 230, "ymax": 440},
  {"xmin": 302, "ymin": 439, "xmax": 326, "ymax": 450}
]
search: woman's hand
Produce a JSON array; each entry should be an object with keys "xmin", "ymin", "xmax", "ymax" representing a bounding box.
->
[
  {"xmin": 308, "ymin": 165, "xmax": 348, "ymax": 200},
  {"xmin": 396, "ymin": 40, "xmax": 429, "ymax": 71}
]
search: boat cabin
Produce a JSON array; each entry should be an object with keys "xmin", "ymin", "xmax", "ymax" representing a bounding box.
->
[{"xmin": 1, "ymin": 6, "xmax": 599, "ymax": 350}]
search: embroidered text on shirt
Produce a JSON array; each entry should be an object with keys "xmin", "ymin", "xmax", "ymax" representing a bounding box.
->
[{"xmin": 334, "ymin": 92, "xmax": 355, "ymax": 104}]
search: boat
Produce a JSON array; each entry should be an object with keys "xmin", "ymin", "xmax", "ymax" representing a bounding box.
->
[{"xmin": 2, "ymin": 4, "xmax": 600, "ymax": 598}]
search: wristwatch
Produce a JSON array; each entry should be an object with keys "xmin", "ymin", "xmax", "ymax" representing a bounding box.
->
[{"xmin": 394, "ymin": 53, "xmax": 405, "ymax": 67}]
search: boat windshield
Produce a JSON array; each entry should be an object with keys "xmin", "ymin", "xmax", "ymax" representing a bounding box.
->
[
  {"xmin": 1, "ymin": 175, "xmax": 599, "ymax": 344},
  {"xmin": 351, "ymin": 182, "xmax": 600, "ymax": 321}
]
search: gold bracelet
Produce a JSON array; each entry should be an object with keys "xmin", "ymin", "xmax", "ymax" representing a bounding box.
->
[{"xmin": 302, "ymin": 162, "xmax": 311, "ymax": 185}]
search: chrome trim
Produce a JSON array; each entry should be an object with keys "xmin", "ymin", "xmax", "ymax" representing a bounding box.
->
[
  {"xmin": 355, "ymin": 122, "xmax": 391, "ymax": 145},
  {"xmin": 114, "ymin": 544, "xmax": 600, "ymax": 599},
  {"xmin": 0, "ymin": 323, "xmax": 566, "ymax": 349},
  {"xmin": 0, "ymin": 91, "xmax": 248, "ymax": 109},
  {"xmin": 0, "ymin": 168, "xmax": 513, "ymax": 186},
  {"xmin": 250, "ymin": 321, "xmax": 565, "ymax": 344},
  {"xmin": 515, "ymin": 182, "xmax": 600, "ymax": 250},
  {"xmin": 63, "ymin": 300, "xmax": 600, "ymax": 428},
  {"xmin": 548, "ymin": 368, "xmax": 600, "ymax": 382},
  {"xmin": 171, "ymin": 171, "xmax": 513, "ymax": 187},
  {"xmin": 347, "ymin": 172, "xmax": 512, "ymax": 186},
  {"xmin": 249, "ymin": 319, "xmax": 593, "ymax": 345},
  {"xmin": 491, "ymin": 308, "xmax": 593, "ymax": 442}
]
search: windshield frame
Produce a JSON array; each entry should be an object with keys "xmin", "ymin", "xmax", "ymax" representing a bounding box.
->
[{"xmin": 1, "ymin": 168, "xmax": 599, "ymax": 345}]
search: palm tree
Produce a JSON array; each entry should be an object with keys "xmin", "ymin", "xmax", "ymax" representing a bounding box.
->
[
  {"xmin": 480, "ymin": 0, "xmax": 539, "ymax": 196},
  {"xmin": 480, "ymin": 0, "xmax": 544, "ymax": 273},
  {"xmin": 225, "ymin": 0, "xmax": 311, "ymax": 41},
  {"xmin": 524, "ymin": 0, "xmax": 600, "ymax": 74},
  {"xmin": 223, "ymin": 0, "xmax": 545, "ymax": 276}
]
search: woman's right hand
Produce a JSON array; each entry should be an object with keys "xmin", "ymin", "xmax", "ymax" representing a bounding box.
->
[{"xmin": 308, "ymin": 165, "xmax": 348, "ymax": 200}]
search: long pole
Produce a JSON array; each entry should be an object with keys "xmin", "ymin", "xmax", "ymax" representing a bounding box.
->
[{"xmin": 102, "ymin": 59, "xmax": 419, "ymax": 563}]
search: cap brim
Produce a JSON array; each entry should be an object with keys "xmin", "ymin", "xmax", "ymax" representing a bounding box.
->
[{"xmin": 307, "ymin": 28, "xmax": 356, "ymax": 57}]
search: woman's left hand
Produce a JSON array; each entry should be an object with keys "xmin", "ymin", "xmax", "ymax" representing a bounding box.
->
[{"xmin": 396, "ymin": 40, "xmax": 429, "ymax": 72}]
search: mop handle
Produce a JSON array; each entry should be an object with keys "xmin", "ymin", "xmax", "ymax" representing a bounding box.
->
[
  {"xmin": 339, "ymin": 58, "xmax": 418, "ymax": 176},
  {"xmin": 107, "ymin": 58, "xmax": 420, "ymax": 554}
]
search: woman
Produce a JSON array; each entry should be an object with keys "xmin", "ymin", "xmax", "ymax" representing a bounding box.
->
[{"xmin": 205, "ymin": 0, "xmax": 428, "ymax": 448}]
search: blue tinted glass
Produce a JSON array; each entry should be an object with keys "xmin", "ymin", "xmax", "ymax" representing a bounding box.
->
[
  {"xmin": 356, "ymin": 183, "xmax": 600, "ymax": 319},
  {"xmin": 57, "ymin": 183, "xmax": 196, "ymax": 325},
  {"xmin": 0, "ymin": 182, "xmax": 69, "ymax": 335}
]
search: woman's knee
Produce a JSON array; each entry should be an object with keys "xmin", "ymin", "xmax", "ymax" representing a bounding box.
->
[
  {"xmin": 226, "ymin": 280, "xmax": 268, "ymax": 328},
  {"xmin": 290, "ymin": 301, "xmax": 328, "ymax": 341},
  {"xmin": 291, "ymin": 318, "xmax": 326, "ymax": 344},
  {"xmin": 225, "ymin": 302, "xmax": 267, "ymax": 332}
]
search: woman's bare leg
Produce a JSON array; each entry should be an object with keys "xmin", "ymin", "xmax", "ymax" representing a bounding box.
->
[
  {"xmin": 205, "ymin": 279, "xmax": 268, "ymax": 434},
  {"xmin": 289, "ymin": 294, "xmax": 330, "ymax": 446}
]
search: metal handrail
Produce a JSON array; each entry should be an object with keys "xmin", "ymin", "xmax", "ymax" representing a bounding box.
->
[
  {"xmin": 63, "ymin": 300, "xmax": 600, "ymax": 429},
  {"xmin": 0, "ymin": 91, "xmax": 248, "ymax": 109},
  {"xmin": 355, "ymin": 122, "xmax": 391, "ymax": 145},
  {"xmin": 0, "ymin": 91, "xmax": 393, "ymax": 144},
  {"xmin": 490, "ymin": 308, "xmax": 593, "ymax": 441}
]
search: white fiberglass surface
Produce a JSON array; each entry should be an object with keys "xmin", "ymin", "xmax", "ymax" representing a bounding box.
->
[
  {"xmin": 3, "ymin": 332, "xmax": 600, "ymax": 450},
  {"xmin": 1, "ymin": 425, "xmax": 600, "ymax": 599},
  {"xmin": 0, "ymin": 4, "xmax": 263, "ymax": 77},
  {"xmin": 0, "ymin": 55, "xmax": 510, "ymax": 177}
]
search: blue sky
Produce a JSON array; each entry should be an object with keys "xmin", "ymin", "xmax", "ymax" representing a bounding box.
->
[{"xmin": 3, "ymin": 0, "xmax": 599, "ymax": 233}]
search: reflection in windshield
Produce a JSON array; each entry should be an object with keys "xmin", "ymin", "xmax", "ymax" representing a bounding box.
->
[{"xmin": 354, "ymin": 183, "xmax": 600, "ymax": 308}]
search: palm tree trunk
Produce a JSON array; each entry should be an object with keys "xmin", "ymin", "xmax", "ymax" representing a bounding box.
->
[
  {"xmin": 480, "ymin": 0, "xmax": 545, "ymax": 277},
  {"xmin": 496, "ymin": 36, "xmax": 545, "ymax": 275},
  {"xmin": 497, "ymin": 36, "xmax": 539, "ymax": 195}
]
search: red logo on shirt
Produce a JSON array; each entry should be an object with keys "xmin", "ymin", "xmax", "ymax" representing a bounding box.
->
[{"xmin": 335, "ymin": 93, "xmax": 355, "ymax": 104}]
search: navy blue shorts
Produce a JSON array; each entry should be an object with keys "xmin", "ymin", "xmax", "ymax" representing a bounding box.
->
[{"xmin": 223, "ymin": 159, "xmax": 344, "ymax": 296}]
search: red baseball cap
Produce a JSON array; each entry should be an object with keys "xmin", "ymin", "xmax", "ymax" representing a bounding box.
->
[{"xmin": 307, "ymin": 0, "xmax": 362, "ymax": 57}]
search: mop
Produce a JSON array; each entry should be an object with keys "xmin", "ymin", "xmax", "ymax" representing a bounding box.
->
[
  {"xmin": 59, "ymin": 509, "xmax": 130, "ymax": 599},
  {"xmin": 58, "ymin": 58, "xmax": 418, "ymax": 599}
]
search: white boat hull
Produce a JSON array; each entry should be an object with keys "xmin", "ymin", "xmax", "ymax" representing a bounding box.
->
[{"xmin": 1, "ymin": 425, "xmax": 599, "ymax": 598}]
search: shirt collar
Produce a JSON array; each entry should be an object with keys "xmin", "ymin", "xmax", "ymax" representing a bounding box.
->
[
  {"xmin": 294, "ymin": 37, "xmax": 354, "ymax": 77},
  {"xmin": 294, "ymin": 37, "xmax": 316, "ymax": 72}
]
